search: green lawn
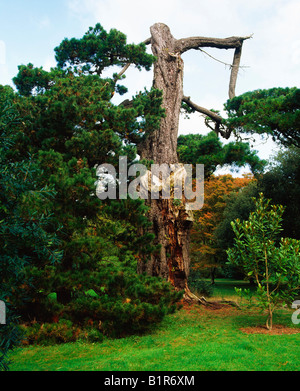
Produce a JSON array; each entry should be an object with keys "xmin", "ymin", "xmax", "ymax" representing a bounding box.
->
[
  {"xmin": 210, "ymin": 278, "xmax": 256, "ymax": 300},
  {"xmin": 8, "ymin": 280, "xmax": 300, "ymax": 371}
]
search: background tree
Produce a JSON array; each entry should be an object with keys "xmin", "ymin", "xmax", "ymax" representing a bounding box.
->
[
  {"xmin": 177, "ymin": 131, "xmax": 265, "ymax": 178},
  {"xmin": 258, "ymin": 146, "xmax": 300, "ymax": 240},
  {"xmin": 213, "ymin": 180, "xmax": 259, "ymax": 263},
  {"xmin": 224, "ymin": 87, "xmax": 300, "ymax": 147},
  {"xmin": 190, "ymin": 174, "xmax": 255, "ymax": 284},
  {"xmin": 227, "ymin": 194, "xmax": 300, "ymax": 330}
]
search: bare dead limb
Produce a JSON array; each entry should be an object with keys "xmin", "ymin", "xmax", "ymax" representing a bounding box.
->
[
  {"xmin": 115, "ymin": 37, "xmax": 152, "ymax": 80},
  {"xmin": 229, "ymin": 46, "xmax": 243, "ymax": 99},
  {"xmin": 196, "ymin": 46, "xmax": 249, "ymax": 100},
  {"xmin": 176, "ymin": 34, "xmax": 252, "ymax": 54},
  {"xmin": 118, "ymin": 98, "xmax": 133, "ymax": 108},
  {"xmin": 197, "ymin": 48, "xmax": 237, "ymax": 67},
  {"xmin": 182, "ymin": 95, "xmax": 233, "ymax": 138},
  {"xmin": 143, "ymin": 37, "xmax": 151, "ymax": 45},
  {"xmin": 177, "ymin": 33, "xmax": 252, "ymax": 99},
  {"xmin": 182, "ymin": 95, "xmax": 231, "ymax": 138},
  {"xmin": 182, "ymin": 95, "xmax": 223, "ymax": 123},
  {"xmin": 116, "ymin": 63, "xmax": 131, "ymax": 79}
]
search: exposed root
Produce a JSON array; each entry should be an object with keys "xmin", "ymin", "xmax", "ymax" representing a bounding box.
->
[
  {"xmin": 217, "ymin": 299, "xmax": 241, "ymax": 309},
  {"xmin": 183, "ymin": 287, "xmax": 241, "ymax": 309},
  {"xmin": 183, "ymin": 287, "xmax": 212, "ymax": 306}
]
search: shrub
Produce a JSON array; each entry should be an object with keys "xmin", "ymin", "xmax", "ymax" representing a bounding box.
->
[
  {"xmin": 27, "ymin": 252, "xmax": 182, "ymax": 340},
  {"xmin": 20, "ymin": 319, "xmax": 104, "ymax": 346}
]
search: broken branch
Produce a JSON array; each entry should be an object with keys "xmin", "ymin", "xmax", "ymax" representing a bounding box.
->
[
  {"xmin": 182, "ymin": 95, "xmax": 232, "ymax": 138},
  {"xmin": 176, "ymin": 34, "xmax": 252, "ymax": 54},
  {"xmin": 115, "ymin": 37, "xmax": 152, "ymax": 79},
  {"xmin": 229, "ymin": 46, "xmax": 243, "ymax": 99},
  {"xmin": 182, "ymin": 95, "xmax": 223, "ymax": 123}
]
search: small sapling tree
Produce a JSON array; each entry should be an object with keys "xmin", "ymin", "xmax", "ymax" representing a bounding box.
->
[{"xmin": 227, "ymin": 193, "xmax": 300, "ymax": 330}]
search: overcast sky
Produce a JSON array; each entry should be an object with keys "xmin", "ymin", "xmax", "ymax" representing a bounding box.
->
[{"xmin": 1, "ymin": 0, "xmax": 299, "ymax": 172}]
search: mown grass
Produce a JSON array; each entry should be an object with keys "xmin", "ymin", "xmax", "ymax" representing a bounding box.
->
[
  {"xmin": 8, "ymin": 307, "xmax": 300, "ymax": 371},
  {"xmin": 8, "ymin": 279, "xmax": 300, "ymax": 372},
  {"xmin": 210, "ymin": 278, "xmax": 256, "ymax": 300}
]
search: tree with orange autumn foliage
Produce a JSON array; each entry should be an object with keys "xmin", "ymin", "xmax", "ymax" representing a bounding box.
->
[{"xmin": 190, "ymin": 174, "xmax": 255, "ymax": 283}]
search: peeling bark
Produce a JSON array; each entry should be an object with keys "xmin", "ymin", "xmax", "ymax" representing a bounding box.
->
[
  {"xmin": 137, "ymin": 24, "xmax": 193, "ymax": 297},
  {"xmin": 137, "ymin": 197, "xmax": 193, "ymax": 291}
]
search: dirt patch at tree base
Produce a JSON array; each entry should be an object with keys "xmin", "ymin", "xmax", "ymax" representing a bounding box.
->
[
  {"xmin": 180, "ymin": 300, "xmax": 239, "ymax": 315},
  {"xmin": 240, "ymin": 324, "xmax": 300, "ymax": 335}
]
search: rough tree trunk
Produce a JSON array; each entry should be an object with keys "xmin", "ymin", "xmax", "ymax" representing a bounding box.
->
[
  {"xmin": 137, "ymin": 23, "xmax": 194, "ymax": 298},
  {"xmin": 136, "ymin": 23, "xmax": 250, "ymax": 301},
  {"xmin": 138, "ymin": 23, "xmax": 183, "ymax": 164}
]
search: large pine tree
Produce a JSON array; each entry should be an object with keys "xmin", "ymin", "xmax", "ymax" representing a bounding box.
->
[{"xmin": 4, "ymin": 23, "xmax": 181, "ymax": 342}]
